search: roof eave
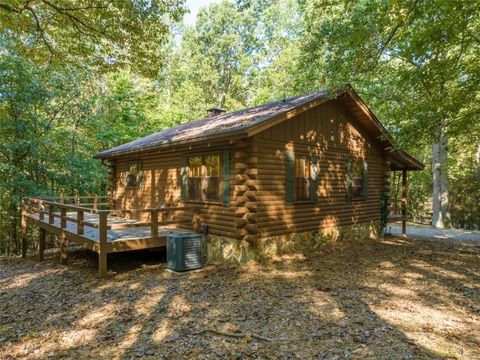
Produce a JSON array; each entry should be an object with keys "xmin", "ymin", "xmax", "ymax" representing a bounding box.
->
[
  {"xmin": 94, "ymin": 128, "xmax": 249, "ymax": 160},
  {"xmin": 388, "ymin": 149, "xmax": 424, "ymax": 171}
]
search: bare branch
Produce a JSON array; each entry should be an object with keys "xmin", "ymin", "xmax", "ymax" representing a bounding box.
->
[
  {"xmin": 26, "ymin": 6, "xmax": 56, "ymax": 56},
  {"xmin": 40, "ymin": 0, "xmax": 112, "ymax": 39},
  {"xmin": 358, "ymin": 0, "xmax": 419, "ymax": 76}
]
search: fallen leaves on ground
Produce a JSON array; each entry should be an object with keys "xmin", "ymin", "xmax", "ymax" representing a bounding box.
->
[{"xmin": 0, "ymin": 235, "xmax": 479, "ymax": 359}]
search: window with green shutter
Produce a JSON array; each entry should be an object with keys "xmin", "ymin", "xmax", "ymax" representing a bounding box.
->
[
  {"xmin": 346, "ymin": 158, "xmax": 367, "ymax": 200},
  {"xmin": 222, "ymin": 150, "xmax": 231, "ymax": 207},
  {"xmin": 286, "ymin": 151, "xmax": 319, "ymax": 203},
  {"xmin": 181, "ymin": 156, "xmax": 187, "ymax": 202},
  {"xmin": 286, "ymin": 150, "xmax": 295, "ymax": 203},
  {"xmin": 310, "ymin": 155, "xmax": 319, "ymax": 202},
  {"xmin": 345, "ymin": 159, "xmax": 352, "ymax": 201},
  {"xmin": 295, "ymin": 156, "xmax": 311, "ymax": 201},
  {"xmin": 182, "ymin": 151, "xmax": 230, "ymax": 205},
  {"xmin": 125, "ymin": 160, "xmax": 142, "ymax": 189}
]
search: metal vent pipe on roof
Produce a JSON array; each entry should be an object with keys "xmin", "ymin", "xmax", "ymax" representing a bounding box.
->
[{"xmin": 206, "ymin": 107, "xmax": 226, "ymax": 116}]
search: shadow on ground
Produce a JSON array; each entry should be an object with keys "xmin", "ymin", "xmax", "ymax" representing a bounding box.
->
[{"xmin": 0, "ymin": 235, "xmax": 479, "ymax": 359}]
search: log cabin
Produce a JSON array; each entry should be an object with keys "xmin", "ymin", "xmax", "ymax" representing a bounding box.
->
[
  {"xmin": 93, "ymin": 84, "xmax": 423, "ymax": 263},
  {"xmin": 22, "ymin": 85, "xmax": 423, "ymax": 275}
]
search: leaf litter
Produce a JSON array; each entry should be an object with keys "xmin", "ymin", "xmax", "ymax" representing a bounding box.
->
[{"xmin": 0, "ymin": 235, "xmax": 479, "ymax": 359}]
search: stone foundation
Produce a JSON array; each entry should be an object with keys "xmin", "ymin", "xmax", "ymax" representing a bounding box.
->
[{"xmin": 205, "ymin": 220, "xmax": 383, "ymax": 264}]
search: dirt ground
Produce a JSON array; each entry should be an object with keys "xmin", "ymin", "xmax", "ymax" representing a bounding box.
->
[{"xmin": 1, "ymin": 234, "xmax": 479, "ymax": 360}]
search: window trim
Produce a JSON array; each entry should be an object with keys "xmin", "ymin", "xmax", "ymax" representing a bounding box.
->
[
  {"xmin": 125, "ymin": 160, "xmax": 142, "ymax": 189},
  {"xmin": 186, "ymin": 152, "xmax": 223, "ymax": 203},
  {"xmin": 346, "ymin": 158, "xmax": 367, "ymax": 201},
  {"xmin": 294, "ymin": 156, "xmax": 312, "ymax": 202}
]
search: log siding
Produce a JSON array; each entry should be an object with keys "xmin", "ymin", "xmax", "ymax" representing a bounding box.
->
[
  {"xmin": 254, "ymin": 100, "xmax": 385, "ymax": 237},
  {"xmin": 112, "ymin": 144, "xmax": 238, "ymax": 239},
  {"xmin": 111, "ymin": 100, "xmax": 387, "ymax": 242}
]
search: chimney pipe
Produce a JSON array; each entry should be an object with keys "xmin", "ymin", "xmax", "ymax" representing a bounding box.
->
[{"xmin": 206, "ymin": 107, "xmax": 226, "ymax": 117}]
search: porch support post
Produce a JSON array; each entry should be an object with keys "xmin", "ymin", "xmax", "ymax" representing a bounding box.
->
[
  {"xmin": 98, "ymin": 212, "xmax": 108, "ymax": 277},
  {"xmin": 151, "ymin": 209, "xmax": 158, "ymax": 239},
  {"xmin": 39, "ymin": 228, "xmax": 46, "ymax": 261},
  {"xmin": 401, "ymin": 169, "xmax": 408, "ymax": 237},
  {"xmin": 382, "ymin": 159, "xmax": 391, "ymax": 229},
  {"xmin": 60, "ymin": 207, "xmax": 67, "ymax": 264},
  {"xmin": 77, "ymin": 210, "xmax": 84, "ymax": 235}
]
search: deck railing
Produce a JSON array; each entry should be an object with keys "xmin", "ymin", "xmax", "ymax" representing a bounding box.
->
[
  {"xmin": 27, "ymin": 195, "xmax": 113, "ymax": 209},
  {"xmin": 22, "ymin": 196, "xmax": 196, "ymax": 242},
  {"xmin": 21, "ymin": 196, "xmax": 199, "ymax": 276},
  {"xmin": 389, "ymin": 198, "xmax": 404, "ymax": 218}
]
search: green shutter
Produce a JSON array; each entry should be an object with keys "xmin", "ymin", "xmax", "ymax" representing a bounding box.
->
[
  {"xmin": 345, "ymin": 159, "xmax": 352, "ymax": 201},
  {"xmin": 222, "ymin": 150, "xmax": 231, "ymax": 207},
  {"xmin": 286, "ymin": 150, "xmax": 295, "ymax": 203},
  {"xmin": 310, "ymin": 155, "xmax": 319, "ymax": 203},
  {"xmin": 181, "ymin": 155, "xmax": 187, "ymax": 203},
  {"xmin": 362, "ymin": 160, "xmax": 368, "ymax": 197},
  {"xmin": 137, "ymin": 160, "xmax": 143, "ymax": 189}
]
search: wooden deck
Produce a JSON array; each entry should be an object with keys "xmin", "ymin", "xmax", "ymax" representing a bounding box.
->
[
  {"xmin": 21, "ymin": 196, "xmax": 199, "ymax": 277},
  {"xmin": 28, "ymin": 212, "xmax": 192, "ymax": 249}
]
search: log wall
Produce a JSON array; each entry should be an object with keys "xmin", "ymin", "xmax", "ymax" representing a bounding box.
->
[
  {"xmin": 254, "ymin": 99, "xmax": 386, "ymax": 237},
  {"xmin": 110, "ymin": 99, "xmax": 386, "ymax": 243},
  {"xmin": 112, "ymin": 143, "xmax": 239, "ymax": 239}
]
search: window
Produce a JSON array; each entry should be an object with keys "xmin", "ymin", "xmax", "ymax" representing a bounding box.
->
[
  {"xmin": 286, "ymin": 151, "xmax": 318, "ymax": 204},
  {"xmin": 295, "ymin": 157, "xmax": 311, "ymax": 201},
  {"xmin": 187, "ymin": 153, "xmax": 221, "ymax": 201},
  {"xmin": 125, "ymin": 161, "xmax": 142, "ymax": 189},
  {"xmin": 187, "ymin": 156, "xmax": 202, "ymax": 200},
  {"xmin": 346, "ymin": 159, "xmax": 367, "ymax": 199},
  {"xmin": 351, "ymin": 161, "xmax": 364, "ymax": 197}
]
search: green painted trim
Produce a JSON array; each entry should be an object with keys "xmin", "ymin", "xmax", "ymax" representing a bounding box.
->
[
  {"xmin": 181, "ymin": 155, "xmax": 187, "ymax": 203},
  {"xmin": 222, "ymin": 150, "xmax": 230, "ymax": 207},
  {"xmin": 311, "ymin": 155, "xmax": 319, "ymax": 203},
  {"xmin": 286, "ymin": 150, "xmax": 295, "ymax": 203},
  {"xmin": 345, "ymin": 158, "xmax": 352, "ymax": 201}
]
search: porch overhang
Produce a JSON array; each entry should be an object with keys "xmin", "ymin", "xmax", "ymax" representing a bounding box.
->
[{"xmin": 388, "ymin": 148, "xmax": 425, "ymax": 171}]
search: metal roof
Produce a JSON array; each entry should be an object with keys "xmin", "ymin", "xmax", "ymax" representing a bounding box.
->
[
  {"xmin": 95, "ymin": 85, "xmax": 423, "ymax": 171},
  {"xmin": 95, "ymin": 89, "xmax": 332, "ymax": 158}
]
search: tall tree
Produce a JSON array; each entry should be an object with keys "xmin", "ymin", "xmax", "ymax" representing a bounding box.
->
[
  {"xmin": 0, "ymin": 0, "xmax": 186, "ymax": 77},
  {"xmin": 301, "ymin": 0, "xmax": 480, "ymax": 228},
  {"xmin": 0, "ymin": 56, "xmax": 90, "ymax": 254}
]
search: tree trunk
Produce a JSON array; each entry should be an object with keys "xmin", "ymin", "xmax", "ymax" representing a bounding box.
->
[
  {"xmin": 477, "ymin": 138, "xmax": 480, "ymax": 173},
  {"xmin": 432, "ymin": 126, "xmax": 449, "ymax": 228},
  {"xmin": 439, "ymin": 131, "xmax": 450, "ymax": 226},
  {"xmin": 8, "ymin": 198, "xmax": 18, "ymax": 256}
]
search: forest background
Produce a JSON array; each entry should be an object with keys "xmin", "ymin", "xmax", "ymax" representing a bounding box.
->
[{"xmin": 1, "ymin": 0, "xmax": 478, "ymax": 256}]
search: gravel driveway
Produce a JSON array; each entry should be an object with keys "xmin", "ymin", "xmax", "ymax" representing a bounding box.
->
[{"xmin": 387, "ymin": 222, "xmax": 480, "ymax": 244}]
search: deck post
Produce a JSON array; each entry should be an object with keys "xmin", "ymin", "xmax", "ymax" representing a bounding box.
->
[
  {"xmin": 60, "ymin": 231, "xmax": 67, "ymax": 264},
  {"xmin": 39, "ymin": 228, "xmax": 46, "ymax": 261},
  {"xmin": 60, "ymin": 207, "xmax": 67, "ymax": 229},
  {"xmin": 48, "ymin": 204, "xmax": 54, "ymax": 224},
  {"xmin": 151, "ymin": 209, "xmax": 158, "ymax": 239},
  {"xmin": 39, "ymin": 201, "xmax": 45, "ymax": 221},
  {"xmin": 98, "ymin": 212, "xmax": 108, "ymax": 277},
  {"xmin": 21, "ymin": 204, "xmax": 27, "ymax": 258},
  {"xmin": 402, "ymin": 170, "xmax": 408, "ymax": 237},
  {"xmin": 93, "ymin": 196, "xmax": 98, "ymax": 210},
  {"xmin": 60, "ymin": 207, "xmax": 67, "ymax": 264},
  {"xmin": 77, "ymin": 210, "xmax": 84, "ymax": 235}
]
